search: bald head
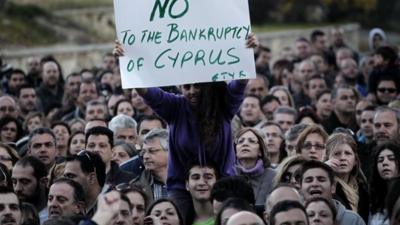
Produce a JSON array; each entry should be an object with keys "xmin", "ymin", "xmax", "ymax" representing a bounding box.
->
[
  {"xmin": 227, "ymin": 211, "xmax": 264, "ymax": 225},
  {"xmin": 264, "ymin": 185, "xmax": 302, "ymax": 222}
]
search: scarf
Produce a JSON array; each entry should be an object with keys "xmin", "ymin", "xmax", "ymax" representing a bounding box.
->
[{"xmin": 236, "ymin": 159, "xmax": 265, "ymax": 177}]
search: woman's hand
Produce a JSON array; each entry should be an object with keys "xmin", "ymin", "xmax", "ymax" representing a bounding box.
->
[
  {"xmin": 325, "ymin": 158, "xmax": 340, "ymax": 172},
  {"xmin": 246, "ymin": 32, "xmax": 259, "ymax": 49},
  {"xmin": 143, "ymin": 215, "xmax": 162, "ymax": 225},
  {"xmin": 113, "ymin": 40, "xmax": 125, "ymax": 57}
]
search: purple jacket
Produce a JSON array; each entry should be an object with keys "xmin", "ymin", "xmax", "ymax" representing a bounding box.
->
[{"xmin": 143, "ymin": 81, "xmax": 246, "ymax": 190}]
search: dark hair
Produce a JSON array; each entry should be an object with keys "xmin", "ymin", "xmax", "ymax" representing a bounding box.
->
[
  {"xmin": 0, "ymin": 142, "xmax": 20, "ymax": 166},
  {"xmin": 8, "ymin": 68, "xmax": 26, "ymax": 80},
  {"xmin": 386, "ymin": 177, "xmax": 400, "ymax": 220},
  {"xmin": 67, "ymin": 131, "xmax": 85, "ymax": 155},
  {"xmin": 300, "ymin": 160, "xmax": 335, "ymax": 185},
  {"xmin": 16, "ymin": 156, "xmax": 48, "ymax": 181},
  {"xmin": 305, "ymin": 197, "xmax": 337, "ymax": 224},
  {"xmin": 0, "ymin": 162, "xmax": 12, "ymax": 189},
  {"xmin": 21, "ymin": 202, "xmax": 40, "ymax": 225},
  {"xmin": 261, "ymin": 95, "xmax": 281, "ymax": 107},
  {"xmin": 331, "ymin": 84, "xmax": 359, "ymax": 101},
  {"xmin": 0, "ymin": 116, "xmax": 23, "ymax": 142},
  {"xmin": 270, "ymin": 200, "xmax": 308, "ymax": 225},
  {"xmin": 78, "ymin": 78, "xmax": 99, "ymax": 96},
  {"xmin": 40, "ymin": 55, "xmax": 64, "ymax": 84},
  {"xmin": 113, "ymin": 99, "xmax": 135, "ymax": 118},
  {"xmin": 51, "ymin": 121, "xmax": 71, "ymax": 136},
  {"xmin": 85, "ymin": 126, "xmax": 114, "ymax": 147},
  {"xmin": 137, "ymin": 114, "xmax": 167, "ymax": 133},
  {"xmin": 119, "ymin": 183, "xmax": 150, "ymax": 210},
  {"xmin": 52, "ymin": 178, "xmax": 85, "ymax": 204},
  {"xmin": 17, "ymin": 84, "xmax": 35, "ymax": 97},
  {"xmin": 370, "ymin": 141, "xmax": 400, "ymax": 214},
  {"xmin": 185, "ymin": 161, "xmax": 219, "ymax": 181},
  {"xmin": 0, "ymin": 186, "xmax": 20, "ymax": 207},
  {"xmin": 310, "ymin": 30, "xmax": 325, "ymax": 43},
  {"xmin": 146, "ymin": 199, "xmax": 184, "ymax": 225},
  {"xmin": 315, "ymin": 89, "xmax": 331, "ymax": 103},
  {"xmin": 295, "ymin": 107, "xmax": 321, "ymax": 124},
  {"xmin": 43, "ymin": 218, "xmax": 75, "ymax": 225},
  {"xmin": 65, "ymin": 150, "xmax": 106, "ymax": 187},
  {"xmin": 374, "ymin": 46, "xmax": 398, "ymax": 68},
  {"xmin": 211, "ymin": 176, "xmax": 255, "ymax": 205},
  {"xmin": 215, "ymin": 198, "xmax": 255, "ymax": 225},
  {"xmin": 28, "ymin": 127, "xmax": 56, "ymax": 150}
]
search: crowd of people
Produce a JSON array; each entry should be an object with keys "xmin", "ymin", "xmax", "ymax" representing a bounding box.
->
[{"xmin": 0, "ymin": 25, "xmax": 399, "ymax": 225}]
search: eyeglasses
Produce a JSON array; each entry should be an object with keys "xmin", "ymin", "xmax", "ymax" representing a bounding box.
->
[
  {"xmin": 1, "ymin": 127, "xmax": 17, "ymax": 132},
  {"xmin": 236, "ymin": 138, "xmax": 259, "ymax": 145},
  {"xmin": 0, "ymin": 156, "xmax": 12, "ymax": 161},
  {"xmin": 377, "ymin": 88, "xmax": 397, "ymax": 94},
  {"xmin": 302, "ymin": 142, "xmax": 325, "ymax": 151},
  {"xmin": 0, "ymin": 106, "xmax": 15, "ymax": 113},
  {"xmin": 282, "ymin": 171, "xmax": 302, "ymax": 183}
]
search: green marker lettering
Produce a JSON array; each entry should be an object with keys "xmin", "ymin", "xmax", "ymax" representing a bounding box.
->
[{"xmin": 227, "ymin": 47, "xmax": 240, "ymax": 65}]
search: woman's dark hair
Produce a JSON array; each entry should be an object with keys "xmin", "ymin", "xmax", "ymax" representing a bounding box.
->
[
  {"xmin": 295, "ymin": 107, "xmax": 321, "ymax": 124},
  {"xmin": 370, "ymin": 141, "xmax": 400, "ymax": 214},
  {"xmin": 386, "ymin": 177, "xmax": 400, "ymax": 220},
  {"xmin": 0, "ymin": 162, "xmax": 12, "ymax": 189},
  {"xmin": 0, "ymin": 116, "xmax": 23, "ymax": 142},
  {"xmin": 21, "ymin": 202, "xmax": 40, "ymax": 225},
  {"xmin": 215, "ymin": 198, "xmax": 255, "ymax": 225},
  {"xmin": 305, "ymin": 197, "xmax": 337, "ymax": 225},
  {"xmin": 146, "ymin": 198, "xmax": 184, "ymax": 225},
  {"xmin": 374, "ymin": 46, "xmax": 399, "ymax": 68},
  {"xmin": 113, "ymin": 98, "xmax": 136, "ymax": 118},
  {"xmin": 119, "ymin": 183, "xmax": 149, "ymax": 210},
  {"xmin": 67, "ymin": 131, "xmax": 85, "ymax": 155}
]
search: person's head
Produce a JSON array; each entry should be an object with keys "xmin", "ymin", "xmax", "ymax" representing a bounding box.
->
[
  {"xmin": 273, "ymin": 106, "xmax": 297, "ymax": 133},
  {"xmin": 108, "ymin": 114, "xmax": 138, "ymax": 145},
  {"xmin": 146, "ymin": 199, "xmax": 183, "ymax": 225},
  {"xmin": 20, "ymin": 202, "xmax": 40, "ymax": 225},
  {"xmin": 211, "ymin": 176, "xmax": 255, "ymax": 215},
  {"xmin": 355, "ymin": 100, "xmax": 373, "ymax": 126},
  {"xmin": 0, "ymin": 117, "xmax": 22, "ymax": 143},
  {"xmin": 17, "ymin": 84, "xmax": 37, "ymax": 113},
  {"xmin": 226, "ymin": 211, "xmax": 264, "ymax": 225},
  {"xmin": 24, "ymin": 112, "xmax": 47, "ymax": 134},
  {"xmin": 310, "ymin": 54, "xmax": 329, "ymax": 74},
  {"xmin": 102, "ymin": 53, "xmax": 117, "ymax": 71},
  {"xmin": 269, "ymin": 200, "xmax": 309, "ymax": 225},
  {"xmin": 186, "ymin": 163, "xmax": 218, "ymax": 202},
  {"xmin": 375, "ymin": 75, "xmax": 399, "ymax": 105},
  {"xmin": 85, "ymin": 126, "xmax": 114, "ymax": 166},
  {"xmin": 85, "ymin": 99, "xmax": 108, "ymax": 122},
  {"xmin": 264, "ymin": 184, "xmax": 303, "ymax": 222},
  {"xmin": 295, "ymin": 37, "xmax": 312, "ymax": 60},
  {"xmin": 373, "ymin": 106, "xmax": 400, "ymax": 144},
  {"xmin": 272, "ymin": 59, "xmax": 293, "ymax": 86},
  {"xmin": 77, "ymin": 79, "xmax": 99, "ymax": 109},
  {"xmin": 300, "ymin": 160, "xmax": 336, "ymax": 201},
  {"xmin": 117, "ymin": 184, "xmax": 148, "ymax": 225},
  {"xmin": 296, "ymin": 124, "xmax": 328, "ymax": 161},
  {"xmin": 360, "ymin": 105, "xmax": 376, "ymax": 140},
  {"xmin": 260, "ymin": 122, "xmax": 285, "ymax": 163},
  {"xmin": 255, "ymin": 45, "xmax": 272, "ymax": 69},
  {"xmin": 27, "ymin": 128, "xmax": 57, "ymax": 169},
  {"xmin": 305, "ymin": 197, "xmax": 337, "ymax": 225},
  {"xmin": 97, "ymin": 70, "xmax": 114, "ymax": 90},
  {"xmin": 64, "ymin": 150, "xmax": 106, "ymax": 192},
  {"xmin": 41, "ymin": 61, "xmax": 60, "ymax": 88},
  {"xmin": 107, "ymin": 94, "xmax": 125, "ymax": 117},
  {"xmin": 0, "ymin": 187, "xmax": 22, "ymax": 225},
  {"xmin": 373, "ymin": 46, "xmax": 398, "ymax": 68},
  {"xmin": 109, "ymin": 193, "xmax": 132, "ymax": 225},
  {"xmin": 137, "ymin": 115, "xmax": 166, "ymax": 139},
  {"xmin": 245, "ymin": 75, "xmax": 269, "ymax": 99},
  {"xmin": 0, "ymin": 163, "xmax": 12, "ymax": 189},
  {"xmin": 335, "ymin": 48, "xmax": 353, "ymax": 68},
  {"xmin": 47, "ymin": 178, "xmax": 85, "ymax": 219},
  {"xmin": 339, "ymin": 58, "xmax": 359, "ymax": 82},
  {"xmin": 131, "ymin": 89, "xmax": 150, "ymax": 112},
  {"xmin": 0, "ymin": 143, "xmax": 20, "ymax": 171},
  {"xmin": 372, "ymin": 141, "xmax": 400, "ymax": 182},
  {"xmin": 84, "ymin": 119, "xmax": 107, "ymax": 133},
  {"xmin": 114, "ymin": 99, "xmax": 135, "ymax": 118},
  {"xmin": 310, "ymin": 30, "xmax": 327, "ymax": 52},
  {"xmin": 261, "ymin": 95, "xmax": 281, "ymax": 120},
  {"xmin": 325, "ymin": 133, "xmax": 361, "ymax": 179},
  {"xmin": 273, "ymin": 155, "xmax": 306, "ymax": 189},
  {"xmin": 235, "ymin": 128, "xmax": 270, "ymax": 168},
  {"xmin": 239, "ymin": 95, "xmax": 264, "ymax": 126},
  {"xmin": 285, "ymin": 123, "xmax": 309, "ymax": 156},
  {"xmin": 12, "ymin": 156, "xmax": 47, "ymax": 204},
  {"xmin": 0, "ymin": 96, "xmax": 18, "ymax": 119},
  {"xmin": 298, "ymin": 60, "xmax": 317, "ymax": 81},
  {"xmin": 68, "ymin": 131, "xmax": 85, "ymax": 155},
  {"xmin": 369, "ymin": 28, "xmax": 387, "ymax": 51},
  {"xmin": 295, "ymin": 107, "xmax": 320, "ymax": 125},
  {"xmin": 112, "ymin": 141, "xmax": 136, "ymax": 165},
  {"xmin": 26, "ymin": 57, "xmax": 40, "ymax": 75},
  {"xmin": 306, "ymin": 75, "xmax": 327, "ymax": 101},
  {"xmin": 269, "ymin": 86, "xmax": 294, "ymax": 107},
  {"xmin": 141, "ymin": 128, "xmax": 168, "ymax": 173},
  {"xmin": 51, "ymin": 122, "xmax": 71, "ymax": 152},
  {"xmin": 64, "ymin": 73, "xmax": 81, "ymax": 99},
  {"xmin": 332, "ymin": 84, "xmax": 357, "ymax": 115},
  {"xmin": 215, "ymin": 198, "xmax": 255, "ymax": 225}
]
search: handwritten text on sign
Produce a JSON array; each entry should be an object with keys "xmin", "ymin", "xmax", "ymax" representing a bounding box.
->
[{"xmin": 113, "ymin": 0, "xmax": 256, "ymax": 88}]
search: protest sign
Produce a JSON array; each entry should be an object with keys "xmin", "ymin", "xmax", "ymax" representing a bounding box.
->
[{"xmin": 113, "ymin": 0, "xmax": 256, "ymax": 88}]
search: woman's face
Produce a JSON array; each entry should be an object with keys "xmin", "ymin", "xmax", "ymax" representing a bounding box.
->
[
  {"xmin": 329, "ymin": 144, "xmax": 356, "ymax": 176},
  {"xmin": 315, "ymin": 93, "xmax": 332, "ymax": 118},
  {"xmin": 53, "ymin": 125, "xmax": 70, "ymax": 148},
  {"xmin": 220, "ymin": 208, "xmax": 240, "ymax": 225},
  {"xmin": 27, "ymin": 116, "xmax": 42, "ymax": 133},
  {"xmin": 0, "ymin": 147, "xmax": 13, "ymax": 170},
  {"xmin": 126, "ymin": 192, "xmax": 145, "ymax": 225},
  {"xmin": 117, "ymin": 101, "xmax": 135, "ymax": 118},
  {"xmin": 1, "ymin": 121, "xmax": 17, "ymax": 143},
  {"xmin": 378, "ymin": 149, "xmax": 399, "ymax": 181},
  {"xmin": 70, "ymin": 121, "xmax": 85, "ymax": 133},
  {"xmin": 112, "ymin": 145, "xmax": 131, "ymax": 165},
  {"xmin": 307, "ymin": 201, "xmax": 334, "ymax": 225},
  {"xmin": 69, "ymin": 133, "xmax": 85, "ymax": 155},
  {"xmin": 236, "ymin": 131, "xmax": 261, "ymax": 162},
  {"xmin": 273, "ymin": 90, "xmax": 290, "ymax": 106},
  {"xmin": 283, "ymin": 163, "xmax": 302, "ymax": 190},
  {"xmin": 150, "ymin": 202, "xmax": 180, "ymax": 225},
  {"xmin": 100, "ymin": 72, "xmax": 114, "ymax": 87},
  {"xmin": 301, "ymin": 133, "xmax": 325, "ymax": 161}
]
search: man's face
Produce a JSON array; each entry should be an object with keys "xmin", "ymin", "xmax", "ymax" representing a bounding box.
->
[
  {"xmin": 296, "ymin": 41, "xmax": 311, "ymax": 60},
  {"xmin": 48, "ymin": 182, "xmax": 81, "ymax": 218},
  {"xmin": 27, "ymin": 57, "xmax": 40, "ymax": 74},
  {"xmin": 274, "ymin": 113, "xmax": 295, "ymax": 133},
  {"xmin": 186, "ymin": 166, "xmax": 216, "ymax": 202},
  {"xmin": 355, "ymin": 101, "xmax": 370, "ymax": 126},
  {"xmin": 78, "ymin": 83, "xmax": 98, "ymax": 106},
  {"xmin": 0, "ymin": 98, "xmax": 18, "ymax": 119},
  {"xmin": 298, "ymin": 62, "xmax": 316, "ymax": 81},
  {"xmin": 28, "ymin": 133, "xmax": 57, "ymax": 168},
  {"xmin": 0, "ymin": 193, "xmax": 22, "ymax": 225},
  {"xmin": 110, "ymin": 200, "xmax": 131, "ymax": 225},
  {"xmin": 262, "ymin": 125, "xmax": 283, "ymax": 155},
  {"xmin": 180, "ymin": 84, "xmax": 201, "ymax": 107},
  {"xmin": 8, "ymin": 73, "xmax": 25, "ymax": 92},
  {"xmin": 274, "ymin": 208, "xmax": 308, "ymax": 225},
  {"xmin": 86, "ymin": 135, "xmax": 112, "ymax": 165},
  {"xmin": 115, "ymin": 128, "xmax": 138, "ymax": 145},
  {"xmin": 262, "ymin": 100, "xmax": 280, "ymax": 121},
  {"xmin": 85, "ymin": 104, "xmax": 107, "ymax": 121},
  {"xmin": 18, "ymin": 88, "xmax": 37, "ymax": 112},
  {"xmin": 103, "ymin": 56, "xmax": 117, "ymax": 70},
  {"xmin": 65, "ymin": 75, "xmax": 81, "ymax": 98},
  {"xmin": 314, "ymin": 35, "xmax": 327, "ymax": 52},
  {"xmin": 310, "ymin": 55, "xmax": 328, "ymax": 73},
  {"xmin": 301, "ymin": 168, "xmax": 335, "ymax": 201},
  {"xmin": 340, "ymin": 58, "xmax": 358, "ymax": 80},
  {"xmin": 63, "ymin": 161, "xmax": 91, "ymax": 192},
  {"xmin": 308, "ymin": 79, "xmax": 327, "ymax": 101},
  {"xmin": 255, "ymin": 50, "xmax": 271, "ymax": 68},
  {"xmin": 107, "ymin": 95, "xmax": 124, "ymax": 117},
  {"xmin": 376, "ymin": 80, "xmax": 398, "ymax": 104},
  {"xmin": 245, "ymin": 78, "xmax": 268, "ymax": 98},
  {"xmin": 334, "ymin": 88, "xmax": 356, "ymax": 114},
  {"xmin": 42, "ymin": 62, "xmax": 59, "ymax": 87},
  {"xmin": 142, "ymin": 138, "xmax": 168, "ymax": 173},
  {"xmin": 138, "ymin": 119, "xmax": 163, "ymax": 138},
  {"xmin": 374, "ymin": 111, "xmax": 399, "ymax": 144},
  {"xmin": 240, "ymin": 97, "xmax": 263, "ymax": 124},
  {"xmin": 360, "ymin": 110, "xmax": 375, "ymax": 138},
  {"xmin": 12, "ymin": 165, "xmax": 39, "ymax": 203}
]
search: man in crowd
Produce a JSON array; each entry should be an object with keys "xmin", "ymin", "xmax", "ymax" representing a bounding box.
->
[
  {"xmin": 18, "ymin": 84, "xmax": 40, "ymax": 118},
  {"xmin": 85, "ymin": 99, "xmax": 108, "ymax": 122},
  {"xmin": 269, "ymin": 200, "xmax": 309, "ymax": 225},
  {"xmin": 227, "ymin": 211, "xmax": 265, "ymax": 225},
  {"xmin": 0, "ymin": 187, "xmax": 22, "ymax": 225},
  {"xmin": 245, "ymin": 75, "xmax": 269, "ymax": 99},
  {"xmin": 5, "ymin": 69, "xmax": 26, "ymax": 97},
  {"xmin": 27, "ymin": 128, "xmax": 58, "ymax": 171},
  {"xmin": 373, "ymin": 106, "xmax": 400, "ymax": 145},
  {"xmin": 108, "ymin": 114, "xmax": 138, "ymax": 146},
  {"xmin": 273, "ymin": 106, "xmax": 297, "ymax": 133},
  {"xmin": 0, "ymin": 96, "xmax": 18, "ymax": 120}
]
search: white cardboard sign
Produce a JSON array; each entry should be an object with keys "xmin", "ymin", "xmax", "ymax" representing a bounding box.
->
[{"xmin": 113, "ymin": 0, "xmax": 256, "ymax": 88}]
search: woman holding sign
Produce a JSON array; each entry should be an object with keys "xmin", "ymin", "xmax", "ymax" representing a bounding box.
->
[{"xmin": 114, "ymin": 34, "xmax": 258, "ymax": 222}]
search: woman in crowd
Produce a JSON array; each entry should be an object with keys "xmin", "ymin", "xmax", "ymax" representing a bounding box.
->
[
  {"xmin": 370, "ymin": 142, "xmax": 400, "ymax": 225},
  {"xmin": 295, "ymin": 107, "xmax": 321, "ymax": 125},
  {"xmin": 269, "ymin": 86, "xmax": 295, "ymax": 107},
  {"xmin": 0, "ymin": 142, "xmax": 20, "ymax": 171},
  {"xmin": 112, "ymin": 140, "xmax": 137, "ymax": 165},
  {"xmin": 51, "ymin": 121, "xmax": 71, "ymax": 157},
  {"xmin": 234, "ymin": 127, "xmax": 276, "ymax": 205},
  {"xmin": 215, "ymin": 198, "xmax": 255, "ymax": 225},
  {"xmin": 0, "ymin": 116, "xmax": 23, "ymax": 143},
  {"xmin": 306, "ymin": 197, "xmax": 337, "ymax": 225},
  {"xmin": 118, "ymin": 184, "xmax": 149, "ymax": 225},
  {"xmin": 114, "ymin": 99, "xmax": 136, "ymax": 118},
  {"xmin": 68, "ymin": 118, "xmax": 86, "ymax": 133},
  {"xmin": 145, "ymin": 199, "xmax": 184, "ymax": 225},
  {"xmin": 314, "ymin": 90, "xmax": 332, "ymax": 121},
  {"xmin": 24, "ymin": 112, "xmax": 48, "ymax": 134},
  {"xmin": 273, "ymin": 155, "xmax": 306, "ymax": 190},
  {"xmin": 68, "ymin": 131, "xmax": 85, "ymax": 155},
  {"xmin": 325, "ymin": 132, "xmax": 369, "ymax": 223},
  {"xmin": 295, "ymin": 124, "xmax": 328, "ymax": 161}
]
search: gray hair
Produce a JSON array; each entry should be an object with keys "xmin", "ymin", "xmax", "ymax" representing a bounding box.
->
[
  {"xmin": 273, "ymin": 106, "xmax": 298, "ymax": 120},
  {"xmin": 285, "ymin": 123, "xmax": 309, "ymax": 142},
  {"xmin": 375, "ymin": 106, "xmax": 400, "ymax": 126},
  {"xmin": 108, "ymin": 114, "xmax": 137, "ymax": 133},
  {"xmin": 143, "ymin": 128, "xmax": 169, "ymax": 151}
]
